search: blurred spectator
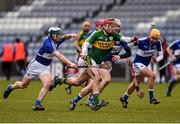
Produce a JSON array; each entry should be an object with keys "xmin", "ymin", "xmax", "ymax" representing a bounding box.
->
[
  {"xmin": 158, "ymin": 37, "xmax": 169, "ymax": 83},
  {"xmin": 1, "ymin": 40, "xmax": 13, "ymax": 80},
  {"xmin": 14, "ymin": 38, "xmax": 28, "ymax": 78}
]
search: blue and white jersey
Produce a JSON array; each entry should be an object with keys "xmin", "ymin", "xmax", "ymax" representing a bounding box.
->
[
  {"xmin": 35, "ymin": 36, "xmax": 65, "ymax": 66},
  {"xmin": 111, "ymin": 40, "xmax": 128, "ymax": 55},
  {"xmin": 105, "ymin": 40, "xmax": 129, "ymax": 61},
  {"xmin": 169, "ymin": 39, "xmax": 180, "ymax": 65},
  {"xmin": 133, "ymin": 37, "xmax": 162, "ymax": 66}
]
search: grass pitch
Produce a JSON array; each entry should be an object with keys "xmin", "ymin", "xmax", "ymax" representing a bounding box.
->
[{"xmin": 0, "ymin": 80, "xmax": 180, "ymax": 123}]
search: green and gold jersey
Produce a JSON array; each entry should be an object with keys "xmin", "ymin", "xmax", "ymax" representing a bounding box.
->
[
  {"xmin": 78, "ymin": 31, "xmax": 89, "ymax": 47},
  {"xmin": 86, "ymin": 30, "xmax": 122, "ymax": 64}
]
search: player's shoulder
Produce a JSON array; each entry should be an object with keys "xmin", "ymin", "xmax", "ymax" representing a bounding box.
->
[
  {"xmin": 138, "ymin": 37, "xmax": 147, "ymax": 42},
  {"xmin": 43, "ymin": 37, "xmax": 54, "ymax": 47},
  {"xmin": 79, "ymin": 31, "xmax": 83, "ymax": 35},
  {"xmin": 137, "ymin": 37, "xmax": 148, "ymax": 45},
  {"xmin": 173, "ymin": 39, "xmax": 180, "ymax": 44}
]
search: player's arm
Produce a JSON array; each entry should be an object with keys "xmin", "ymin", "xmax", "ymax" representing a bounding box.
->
[
  {"xmin": 166, "ymin": 41, "xmax": 177, "ymax": 61},
  {"xmin": 52, "ymin": 51, "xmax": 76, "ymax": 67},
  {"xmin": 81, "ymin": 31, "xmax": 96, "ymax": 59},
  {"xmin": 63, "ymin": 34, "xmax": 79, "ymax": 40},
  {"xmin": 120, "ymin": 35, "xmax": 138, "ymax": 47},
  {"xmin": 112, "ymin": 43, "xmax": 131, "ymax": 62},
  {"xmin": 153, "ymin": 41, "xmax": 163, "ymax": 62}
]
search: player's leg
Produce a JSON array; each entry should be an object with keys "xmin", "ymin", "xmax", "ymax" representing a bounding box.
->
[
  {"xmin": 120, "ymin": 76, "xmax": 143, "ymax": 108},
  {"xmin": 140, "ymin": 67, "xmax": 160, "ymax": 104},
  {"xmin": 166, "ymin": 66, "xmax": 180, "ymax": 96},
  {"xmin": 85, "ymin": 69, "xmax": 111, "ymax": 106},
  {"xmin": 32, "ymin": 73, "xmax": 52, "ymax": 111},
  {"xmin": 3, "ymin": 75, "xmax": 32, "ymax": 99},
  {"xmin": 52, "ymin": 71, "xmax": 90, "ymax": 89},
  {"xmin": 98, "ymin": 68, "xmax": 111, "ymax": 93},
  {"xmin": 69, "ymin": 80, "xmax": 93, "ymax": 111},
  {"xmin": 88, "ymin": 67, "xmax": 102, "ymax": 106}
]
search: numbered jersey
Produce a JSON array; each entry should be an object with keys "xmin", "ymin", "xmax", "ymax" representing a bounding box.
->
[{"xmin": 86, "ymin": 30, "xmax": 122, "ymax": 64}]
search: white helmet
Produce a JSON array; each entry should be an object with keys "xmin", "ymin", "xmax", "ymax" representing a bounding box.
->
[
  {"xmin": 114, "ymin": 18, "xmax": 121, "ymax": 27},
  {"xmin": 48, "ymin": 27, "xmax": 63, "ymax": 36}
]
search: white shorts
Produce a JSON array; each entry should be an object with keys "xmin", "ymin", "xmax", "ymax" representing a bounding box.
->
[
  {"xmin": 77, "ymin": 57, "xmax": 97, "ymax": 73},
  {"xmin": 132, "ymin": 63, "xmax": 146, "ymax": 76},
  {"xmin": 174, "ymin": 64, "xmax": 180, "ymax": 69},
  {"xmin": 25, "ymin": 59, "xmax": 50, "ymax": 79}
]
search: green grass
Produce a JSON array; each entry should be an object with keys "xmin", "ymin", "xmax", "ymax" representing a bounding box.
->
[{"xmin": 0, "ymin": 80, "xmax": 180, "ymax": 123}]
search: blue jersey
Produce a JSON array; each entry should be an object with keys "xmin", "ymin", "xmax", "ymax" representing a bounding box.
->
[
  {"xmin": 106, "ymin": 40, "xmax": 129, "ymax": 61},
  {"xmin": 133, "ymin": 37, "xmax": 162, "ymax": 66},
  {"xmin": 169, "ymin": 39, "xmax": 180, "ymax": 65},
  {"xmin": 35, "ymin": 36, "xmax": 65, "ymax": 66}
]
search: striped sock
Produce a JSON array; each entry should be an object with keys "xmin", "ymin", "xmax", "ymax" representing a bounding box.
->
[
  {"xmin": 123, "ymin": 92, "xmax": 129, "ymax": 101},
  {"xmin": 73, "ymin": 93, "xmax": 82, "ymax": 104},
  {"xmin": 149, "ymin": 89, "xmax": 154, "ymax": 100}
]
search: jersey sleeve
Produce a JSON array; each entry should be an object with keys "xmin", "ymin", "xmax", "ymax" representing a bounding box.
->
[
  {"xmin": 169, "ymin": 40, "xmax": 178, "ymax": 50},
  {"xmin": 120, "ymin": 41, "xmax": 129, "ymax": 49}
]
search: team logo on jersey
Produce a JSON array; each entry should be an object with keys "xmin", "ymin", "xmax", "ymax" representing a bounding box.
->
[
  {"xmin": 109, "ymin": 37, "xmax": 113, "ymax": 41},
  {"xmin": 115, "ymin": 41, "xmax": 121, "ymax": 45}
]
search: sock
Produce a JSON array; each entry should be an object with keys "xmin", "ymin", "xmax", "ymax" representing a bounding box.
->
[
  {"xmin": 167, "ymin": 78, "xmax": 176, "ymax": 94},
  {"xmin": 92, "ymin": 94, "xmax": 99, "ymax": 105},
  {"xmin": 9, "ymin": 84, "xmax": 14, "ymax": 90},
  {"xmin": 149, "ymin": 89, "xmax": 154, "ymax": 100},
  {"xmin": 123, "ymin": 92, "xmax": 129, "ymax": 101},
  {"xmin": 35, "ymin": 99, "xmax": 41, "ymax": 106},
  {"xmin": 73, "ymin": 93, "xmax": 82, "ymax": 104}
]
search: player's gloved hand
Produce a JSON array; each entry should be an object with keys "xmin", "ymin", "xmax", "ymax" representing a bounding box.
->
[
  {"xmin": 172, "ymin": 55, "xmax": 177, "ymax": 62},
  {"xmin": 131, "ymin": 36, "xmax": 138, "ymax": 42},
  {"xmin": 112, "ymin": 55, "xmax": 120, "ymax": 62}
]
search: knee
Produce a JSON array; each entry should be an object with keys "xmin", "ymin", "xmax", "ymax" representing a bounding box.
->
[
  {"xmin": 69, "ymin": 78, "xmax": 81, "ymax": 86},
  {"xmin": 44, "ymin": 83, "xmax": 52, "ymax": 89},
  {"xmin": 105, "ymin": 76, "xmax": 111, "ymax": 83},
  {"xmin": 150, "ymin": 73, "xmax": 156, "ymax": 80},
  {"xmin": 20, "ymin": 83, "xmax": 28, "ymax": 89},
  {"xmin": 94, "ymin": 75, "xmax": 101, "ymax": 83}
]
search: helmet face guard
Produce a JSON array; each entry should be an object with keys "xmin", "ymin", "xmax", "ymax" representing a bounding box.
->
[
  {"xmin": 114, "ymin": 19, "xmax": 121, "ymax": 33},
  {"xmin": 103, "ymin": 19, "xmax": 117, "ymax": 34},
  {"xmin": 103, "ymin": 24, "xmax": 117, "ymax": 34}
]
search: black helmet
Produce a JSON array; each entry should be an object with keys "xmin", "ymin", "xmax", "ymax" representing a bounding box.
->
[{"xmin": 48, "ymin": 27, "xmax": 63, "ymax": 36}]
